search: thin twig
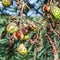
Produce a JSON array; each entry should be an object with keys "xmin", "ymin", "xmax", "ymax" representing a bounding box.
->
[
  {"xmin": 46, "ymin": 34, "xmax": 59, "ymax": 60},
  {"xmin": 47, "ymin": 23, "xmax": 60, "ymax": 38},
  {"xmin": 34, "ymin": 48, "xmax": 37, "ymax": 60}
]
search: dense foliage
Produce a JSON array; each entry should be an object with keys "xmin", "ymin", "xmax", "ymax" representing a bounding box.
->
[{"xmin": 0, "ymin": 0, "xmax": 60, "ymax": 60}]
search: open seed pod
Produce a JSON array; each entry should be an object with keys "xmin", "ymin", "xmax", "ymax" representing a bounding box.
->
[
  {"xmin": 28, "ymin": 22, "xmax": 38, "ymax": 31},
  {"xmin": 13, "ymin": 31, "xmax": 24, "ymax": 40},
  {"xmin": 22, "ymin": 23, "xmax": 30, "ymax": 35}
]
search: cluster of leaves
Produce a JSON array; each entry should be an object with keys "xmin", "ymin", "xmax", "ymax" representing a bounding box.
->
[{"xmin": 0, "ymin": 15, "xmax": 60, "ymax": 60}]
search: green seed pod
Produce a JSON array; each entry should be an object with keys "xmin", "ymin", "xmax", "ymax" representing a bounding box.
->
[
  {"xmin": 2, "ymin": 0, "xmax": 12, "ymax": 7},
  {"xmin": 6, "ymin": 22, "xmax": 18, "ymax": 34},
  {"xmin": 51, "ymin": 3, "xmax": 60, "ymax": 20},
  {"xmin": 24, "ymin": 34, "xmax": 30, "ymax": 40}
]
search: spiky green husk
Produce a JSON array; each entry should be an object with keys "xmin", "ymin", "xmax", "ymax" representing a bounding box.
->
[{"xmin": 51, "ymin": 3, "xmax": 60, "ymax": 20}]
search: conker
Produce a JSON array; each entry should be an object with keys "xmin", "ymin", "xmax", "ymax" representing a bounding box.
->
[{"xmin": 43, "ymin": 5, "xmax": 50, "ymax": 12}]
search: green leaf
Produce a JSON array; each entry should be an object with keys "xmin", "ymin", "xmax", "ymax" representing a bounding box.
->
[
  {"xmin": 0, "ymin": 27, "xmax": 5, "ymax": 35},
  {"xmin": 0, "ymin": 39, "xmax": 9, "ymax": 44},
  {"xmin": 37, "ymin": 46, "xmax": 50, "ymax": 58}
]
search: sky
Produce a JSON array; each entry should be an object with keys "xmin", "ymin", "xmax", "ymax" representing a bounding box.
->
[{"xmin": 0, "ymin": 0, "xmax": 44, "ymax": 17}]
